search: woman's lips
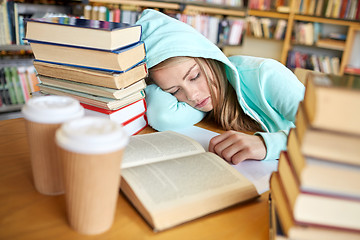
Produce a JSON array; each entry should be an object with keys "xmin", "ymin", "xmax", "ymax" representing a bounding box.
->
[{"xmin": 195, "ymin": 97, "xmax": 210, "ymax": 109}]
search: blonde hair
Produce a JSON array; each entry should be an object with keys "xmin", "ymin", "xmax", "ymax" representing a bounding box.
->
[{"xmin": 149, "ymin": 57, "xmax": 264, "ymax": 132}]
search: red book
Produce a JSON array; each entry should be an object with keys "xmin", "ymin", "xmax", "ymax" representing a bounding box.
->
[
  {"xmin": 81, "ymin": 98, "xmax": 147, "ymax": 132},
  {"xmin": 122, "ymin": 113, "xmax": 148, "ymax": 136},
  {"xmin": 356, "ymin": 0, "xmax": 360, "ymax": 19},
  {"xmin": 339, "ymin": 0, "xmax": 348, "ymax": 18},
  {"xmin": 344, "ymin": 66, "xmax": 360, "ymax": 75},
  {"xmin": 113, "ymin": 8, "xmax": 121, "ymax": 23}
]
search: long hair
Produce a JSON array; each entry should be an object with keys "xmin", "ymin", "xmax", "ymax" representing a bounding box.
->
[{"xmin": 149, "ymin": 57, "xmax": 264, "ymax": 132}]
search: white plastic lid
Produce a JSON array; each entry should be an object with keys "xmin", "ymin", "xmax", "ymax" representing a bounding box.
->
[
  {"xmin": 22, "ymin": 96, "xmax": 84, "ymax": 124},
  {"xmin": 55, "ymin": 116, "xmax": 129, "ymax": 154}
]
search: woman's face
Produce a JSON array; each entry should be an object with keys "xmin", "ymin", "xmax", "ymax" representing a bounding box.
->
[{"xmin": 150, "ymin": 58, "xmax": 214, "ymax": 112}]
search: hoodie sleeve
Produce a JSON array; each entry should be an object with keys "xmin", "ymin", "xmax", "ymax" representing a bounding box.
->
[
  {"xmin": 253, "ymin": 59, "xmax": 305, "ymax": 160},
  {"xmin": 145, "ymin": 84, "xmax": 207, "ymax": 131},
  {"xmin": 255, "ymin": 130, "xmax": 289, "ymax": 160}
]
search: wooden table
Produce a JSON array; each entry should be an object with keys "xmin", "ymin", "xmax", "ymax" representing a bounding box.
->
[{"xmin": 0, "ymin": 118, "xmax": 270, "ymax": 240}]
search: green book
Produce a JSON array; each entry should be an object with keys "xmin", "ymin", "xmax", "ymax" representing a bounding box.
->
[
  {"xmin": 4, "ymin": 67, "xmax": 17, "ymax": 105},
  {"xmin": 10, "ymin": 67, "xmax": 25, "ymax": 104}
]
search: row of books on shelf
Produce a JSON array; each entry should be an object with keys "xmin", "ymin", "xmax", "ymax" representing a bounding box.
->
[
  {"xmin": 296, "ymin": 0, "xmax": 360, "ymax": 20},
  {"xmin": 0, "ymin": 65, "xmax": 39, "ymax": 107},
  {"xmin": 270, "ymin": 72, "xmax": 360, "ymax": 239},
  {"xmin": 83, "ymin": 5, "xmax": 139, "ymax": 24},
  {"xmin": 246, "ymin": 16, "xmax": 287, "ymax": 40},
  {"xmin": 293, "ymin": 22, "xmax": 346, "ymax": 50},
  {"xmin": 249, "ymin": 0, "xmax": 360, "ymax": 20},
  {"xmin": 83, "ymin": 0, "xmax": 245, "ymax": 20},
  {"xmin": 25, "ymin": 16, "xmax": 149, "ymax": 136},
  {"xmin": 186, "ymin": 0, "xmax": 245, "ymax": 7},
  {"xmin": 84, "ymin": 5, "xmax": 247, "ymax": 46},
  {"xmin": 287, "ymin": 51, "xmax": 341, "ymax": 75},
  {"xmin": 0, "ymin": 0, "xmax": 74, "ymax": 46},
  {"xmin": 172, "ymin": 13, "xmax": 246, "ymax": 45},
  {"xmin": 0, "ymin": 0, "xmax": 25, "ymax": 45},
  {"xmin": 248, "ymin": 0, "xmax": 290, "ymax": 12}
]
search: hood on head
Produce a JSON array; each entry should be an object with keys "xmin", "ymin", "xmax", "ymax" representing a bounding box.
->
[{"xmin": 135, "ymin": 9, "xmax": 240, "ymax": 92}]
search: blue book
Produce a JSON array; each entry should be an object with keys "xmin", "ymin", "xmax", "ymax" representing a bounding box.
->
[
  {"xmin": 29, "ymin": 40, "xmax": 146, "ymax": 73},
  {"xmin": 24, "ymin": 17, "xmax": 142, "ymax": 51}
]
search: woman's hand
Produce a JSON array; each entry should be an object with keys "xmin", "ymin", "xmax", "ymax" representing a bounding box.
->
[{"xmin": 208, "ymin": 130, "xmax": 267, "ymax": 164}]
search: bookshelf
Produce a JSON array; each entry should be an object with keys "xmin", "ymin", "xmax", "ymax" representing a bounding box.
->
[
  {"xmin": 87, "ymin": 0, "xmax": 248, "ymax": 48},
  {"xmin": 89, "ymin": 0, "xmax": 247, "ymax": 17},
  {"xmin": 285, "ymin": 1, "xmax": 360, "ymax": 75},
  {"xmin": 0, "ymin": 0, "xmax": 82, "ymax": 115}
]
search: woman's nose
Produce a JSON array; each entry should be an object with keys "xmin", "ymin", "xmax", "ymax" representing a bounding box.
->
[{"xmin": 185, "ymin": 87, "xmax": 199, "ymax": 102}]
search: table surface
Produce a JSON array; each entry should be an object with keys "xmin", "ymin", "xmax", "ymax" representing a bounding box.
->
[{"xmin": 0, "ymin": 118, "xmax": 270, "ymax": 240}]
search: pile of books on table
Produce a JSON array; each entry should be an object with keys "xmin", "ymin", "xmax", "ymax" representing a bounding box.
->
[
  {"xmin": 25, "ymin": 17, "xmax": 148, "ymax": 136},
  {"xmin": 269, "ymin": 72, "xmax": 360, "ymax": 240}
]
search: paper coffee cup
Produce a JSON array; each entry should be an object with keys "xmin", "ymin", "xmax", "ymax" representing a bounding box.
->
[
  {"xmin": 55, "ymin": 117, "xmax": 129, "ymax": 235},
  {"xmin": 22, "ymin": 95, "xmax": 84, "ymax": 195}
]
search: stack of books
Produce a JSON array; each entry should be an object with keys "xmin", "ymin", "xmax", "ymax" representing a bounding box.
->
[
  {"xmin": 24, "ymin": 17, "xmax": 148, "ymax": 136},
  {"xmin": 269, "ymin": 72, "xmax": 360, "ymax": 240}
]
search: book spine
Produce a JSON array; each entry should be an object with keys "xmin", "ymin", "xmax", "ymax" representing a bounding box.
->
[
  {"xmin": 34, "ymin": 59, "xmax": 127, "ymax": 73},
  {"xmin": 4, "ymin": 67, "xmax": 18, "ymax": 104},
  {"xmin": 10, "ymin": 67, "xmax": 25, "ymax": 104},
  {"xmin": 17, "ymin": 67, "xmax": 31, "ymax": 102}
]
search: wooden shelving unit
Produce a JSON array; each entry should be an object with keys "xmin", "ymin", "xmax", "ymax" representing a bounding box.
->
[
  {"xmin": 89, "ymin": 0, "xmax": 247, "ymax": 16},
  {"xmin": 0, "ymin": 1, "xmax": 81, "ymax": 115},
  {"xmin": 248, "ymin": 9, "xmax": 289, "ymax": 19},
  {"xmin": 90, "ymin": 0, "xmax": 181, "ymax": 10},
  {"xmin": 341, "ymin": 25, "xmax": 360, "ymax": 75}
]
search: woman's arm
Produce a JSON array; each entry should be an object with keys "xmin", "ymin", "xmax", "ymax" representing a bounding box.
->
[
  {"xmin": 209, "ymin": 130, "xmax": 266, "ymax": 164},
  {"xmin": 210, "ymin": 58, "xmax": 305, "ymax": 163},
  {"xmin": 145, "ymin": 84, "xmax": 207, "ymax": 131},
  {"xmin": 255, "ymin": 59, "xmax": 305, "ymax": 160}
]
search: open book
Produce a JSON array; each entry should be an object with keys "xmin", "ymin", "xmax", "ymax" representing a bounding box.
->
[{"xmin": 120, "ymin": 131, "xmax": 259, "ymax": 231}]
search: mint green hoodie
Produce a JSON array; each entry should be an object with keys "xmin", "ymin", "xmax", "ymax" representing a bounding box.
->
[{"xmin": 136, "ymin": 9, "xmax": 305, "ymax": 160}]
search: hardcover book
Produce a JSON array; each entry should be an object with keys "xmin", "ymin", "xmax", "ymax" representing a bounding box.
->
[
  {"xmin": 82, "ymin": 98, "xmax": 147, "ymax": 126},
  {"xmin": 25, "ymin": 17, "xmax": 142, "ymax": 50},
  {"xmin": 120, "ymin": 131, "xmax": 259, "ymax": 231},
  {"xmin": 295, "ymin": 101, "xmax": 360, "ymax": 167},
  {"xmin": 29, "ymin": 40, "xmax": 146, "ymax": 72},
  {"xmin": 38, "ymin": 75, "xmax": 147, "ymax": 100},
  {"xmin": 121, "ymin": 113, "xmax": 148, "ymax": 136},
  {"xmin": 281, "ymin": 141, "xmax": 360, "ymax": 204},
  {"xmin": 303, "ymin": 72, "xmax": 360, "ymax": 136},
  {"xmin": 270, "ymin": 171, "xmax": 360, "ymax": 240},
  {"xmin": 38, "ymin": 84, "xmax": 145, "ymax": 110},
  {"xmin": 275, "ymin": 149, "xmax": 360, "ymax": 232},
  {"xmin": 33, "ymin": 61, "xmax": 148, "ymax": 89}
]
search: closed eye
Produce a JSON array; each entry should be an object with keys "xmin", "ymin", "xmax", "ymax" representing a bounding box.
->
[
  {"xmin": 190, "ymin": 72, "xmax": 200, "ymax": 81},
  {"xmin": 170, "ymin": 88, "xmax": 180, "ymax": 95}
]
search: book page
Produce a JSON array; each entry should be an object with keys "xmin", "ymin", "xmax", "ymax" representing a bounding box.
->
[
  {"xmin": 232, "ymin": 160, "xmax": 278, "ymax": 194},
  {"xmin": 121, "ymin": 152, "xmax": 257, "ymax": 213},
  {"xmin": 175, "ymin": 125, "xmax": 219, "ymax": 150},
  {"xmin": 176, "ymin": 126, "xmax": 278, "ymax": 194},
  {"xmin": 122, "ymin": 131, "xmax": 205, "ymax": 169}
]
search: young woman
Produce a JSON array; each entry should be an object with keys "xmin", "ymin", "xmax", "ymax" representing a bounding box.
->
[{"xmin": 136, "ymin": 9, "xmax": 305, "ymax": 164}]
